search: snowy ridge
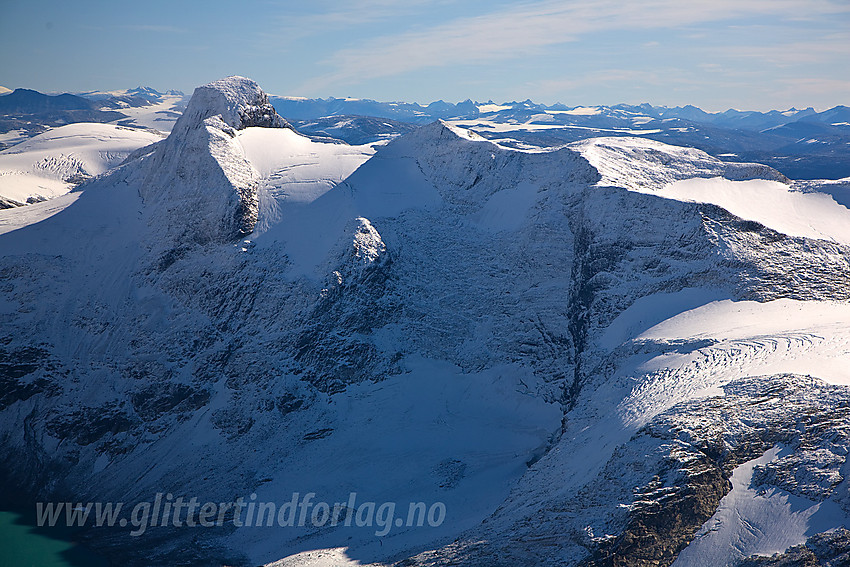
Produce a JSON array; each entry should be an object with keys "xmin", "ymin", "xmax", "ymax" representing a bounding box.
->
[
  {"xmin": 571, "ymin": 136, "xmax": 788, "ymax": 194},
  {"xmin": 573, "ymin": 136, "xmax": 850, "ymax": 246},
  {"xmin": 0, "ymin": 78, "xmax": 849, "ymax": 567}
]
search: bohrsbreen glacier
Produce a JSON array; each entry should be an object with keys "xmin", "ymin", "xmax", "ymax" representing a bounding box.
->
[{"xmin": 0, "ymin": 76, "xmax": 848, "ymax": 566}]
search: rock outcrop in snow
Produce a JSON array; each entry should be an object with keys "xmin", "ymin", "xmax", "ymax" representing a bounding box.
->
[{"xmin": 174, "ymin": 76, "xmax": 289, "ymax": 134}]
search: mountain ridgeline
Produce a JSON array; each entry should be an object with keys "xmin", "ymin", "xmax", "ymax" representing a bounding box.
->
[{"xmin": 270, "ymin": 96, "xmax": 850, "ymax": 180}]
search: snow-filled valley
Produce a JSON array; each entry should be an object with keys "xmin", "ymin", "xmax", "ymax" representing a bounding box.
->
[{"xmin": 0, "ymin": 77, "xmax": 848, "ymax": 567}]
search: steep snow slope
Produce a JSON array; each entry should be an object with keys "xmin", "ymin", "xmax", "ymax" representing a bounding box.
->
[
  {"xmin": 0, "ymin": 123, "xmax": 163, "ymax": 205},
  {"xmin": 0, "ymin": 191, "xmax": 81, "ymax": 235},
  {"xmin": 1, "ymin": 78, "xmax": 849, "ymax": 567},
  {"xmin": 656, "ymin": 178, "xmax": 850, "ymax": 245},
  {"xmin": 673, "ymin": 446, "xmax": 850, "ymax": 567}
]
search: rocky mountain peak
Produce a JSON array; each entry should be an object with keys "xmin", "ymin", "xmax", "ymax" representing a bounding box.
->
[
  {"xmin": 173, "ymin": 76, "xmax": 290, "ymax": 134},
  {"xmin": 116, "ymin": 76, "xmax": 292, "ymax": 250}
]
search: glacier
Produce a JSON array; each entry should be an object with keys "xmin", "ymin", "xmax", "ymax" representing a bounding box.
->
[
  {"xmin": 0, "ymin": 123, "xmax": 164, "ymax": 206},
  {"xmin": 0, "ymin": 76, "xmax": 849, "ymax": 566}
]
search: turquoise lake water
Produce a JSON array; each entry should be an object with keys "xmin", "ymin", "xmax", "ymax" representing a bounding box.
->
[{"xmin": 0, "ymin": 509, "xmax": 110, "ymax": 567}]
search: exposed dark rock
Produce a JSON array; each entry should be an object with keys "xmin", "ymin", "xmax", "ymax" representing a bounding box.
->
[
  {"xmin": 587, "ymin": 375, "xmax": 850, "ymax": 566},
  {"xmin": 302, "ymin": 427, "xmax": 334, "ymax": 441},
  {"xmin": 130, "ymin": 383, "xmax": 210, "ymax": 422},
  {"xmin": 739, "ymin": 528, "xmax": 850, "ymax": 567},
  {"xmin": 587, "ymin": 449, "xmax": 728, "ymax": 566},
  {"xmin": 0, "ymin": 345, "xmax": 62, "ymax": 410},
  {"xmin": 276, "ymin": 393, "xmax": 304, "ymax": 415},
  {"xmin": 210, "ymin": 407, "xmax": 254, "ymax": 439},
  {"xmin": 45, "ymin": 403, "xmax": 135, "ymax": 446},
  {"xmin": 433, "ymin": 459, "xmax": 468, "ymax": 490}
]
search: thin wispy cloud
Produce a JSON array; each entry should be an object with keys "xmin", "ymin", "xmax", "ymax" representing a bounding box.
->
[
  {"xmin": 260, "ymin": 0, "xmax": 459, "ymax": 45},
  {"xmin": 227, "ymin": 1, "xmax": 433, "ymax": 59},
  {"xmin": 297, "ymin": 0, "xmax": 455, "ymax": 27},
  {"xmin": 530, "ymin": 68, "xmax": 675, "ymax": 101},
  {"xmin": 299, "ymin": 0, "xmax": 850, "ymax": 91},
  {"xmin": 773, "ymin": 77, "xmax": 850, "ymax": 107}
]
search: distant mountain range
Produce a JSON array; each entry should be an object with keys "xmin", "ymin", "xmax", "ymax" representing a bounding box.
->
[
  {"xmin": 0, "ymin": 89, "xmax": 128, "ymax": 143},
  {"xmin": 270, "ymin": 95, "xmax": 849, "ymax": 131},
  {"xmin": 2, "ymin": 87, "xmax": 848, "ymax": 179},
  {"xmin": 270, "ymin": 96, "xmax": 850, "ymax": 179}
]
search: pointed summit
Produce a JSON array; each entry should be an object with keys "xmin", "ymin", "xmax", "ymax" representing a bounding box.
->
[
  {"xmin": 117, "ymin": 76, "xmax": 291, "ymax": 251},
  {"xmin": 175, "ymin": 76, "xmax": 290, "ymax": 133}
]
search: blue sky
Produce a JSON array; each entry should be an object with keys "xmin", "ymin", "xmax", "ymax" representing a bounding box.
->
[{"xmin": 1, "ymin": 0, "xmax": 848, "ymax": 111}]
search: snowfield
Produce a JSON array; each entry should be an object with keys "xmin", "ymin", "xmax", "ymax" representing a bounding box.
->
[
  {"xmin": 106, "ymin": 92, "xmax": 186, "ymax": 132},
  {"xmin": 239, "ymin": 127, "xmax": 374, "ymax": 203},
  {"xmin": 0, "ymin": 122, "xmax": 163, "ymax": 204},
  {"xmin": 0, "ymin": 77, "xmax": 849, "ymax": 567},
  {"xmin": 617, "ymin": 297, "xmax": 850, "ymax": 425},
  {"xmin": 0, "ymin": 191, "xmax": 81, "ymax": 235},
  {"xmin": 656, "ymin": 178, "xmax": 850, "ymax": 245}
]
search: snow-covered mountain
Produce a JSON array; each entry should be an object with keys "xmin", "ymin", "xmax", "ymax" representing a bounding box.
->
[
  {"xmin": 271, "ymin": 96, "xmax": 850, "ymax": 134},
  {"xmin": 5, "ymin": 88, "xmax": 847, "ymax": 183},
  {"xmin": 76, "ymin": 87, "xmax": 189, "ymax": 132},
  {"xmin": 0, "ymin": 87, "xmax": 187, "ymax": 152},
  {"xmin": 0, "ymin": 87, "xmax": 189, "ymax": 207},
  {"xmin": 1, "ymin": 77, "xmax": 849, "ymax": 567},
  {"xmin": 288, "ymin": 115, "xmax": 417, "ymax": 145},
  {"xmin": 0, "ymin": 88, "xmax": 130, "ymax": 149}
]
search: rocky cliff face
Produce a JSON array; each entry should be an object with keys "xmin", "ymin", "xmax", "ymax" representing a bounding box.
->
[
  {"xmin": 130, "ymin": 76, "xmax": 292, "ymax": 254},
  {"xmin": 0, "ymin": 77, "xmax": 848, "ymax": 567},
  {"xmin": 739, "ymin": 528, "xmax": 850, "ymax": 566}
]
